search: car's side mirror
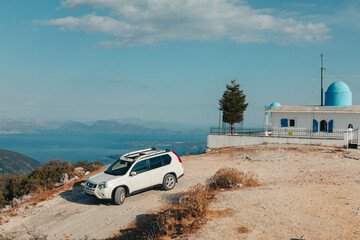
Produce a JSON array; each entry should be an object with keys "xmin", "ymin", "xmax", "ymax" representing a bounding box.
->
[{"xmin": 130, "ymin": 171, "xmax": 137, "ymax": 176}]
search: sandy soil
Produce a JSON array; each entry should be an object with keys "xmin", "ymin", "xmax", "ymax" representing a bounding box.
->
[
  {"xmin": 189, "ymin": 144, "xmax": 360, "ymax": 240},
  {"xmin": 1, "ymin": 144, "xmax": 360, "ymax": 239}
]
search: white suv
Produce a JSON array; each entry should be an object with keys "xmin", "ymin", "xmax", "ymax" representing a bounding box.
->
[{"xmin": 85, "ymin": 148, "xmax": 184, "ymax": 205}]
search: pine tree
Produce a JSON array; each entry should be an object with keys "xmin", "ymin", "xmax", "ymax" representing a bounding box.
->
[{"xmin": 219, "ymin": 80, "xmax": 248, "ymax": 135}]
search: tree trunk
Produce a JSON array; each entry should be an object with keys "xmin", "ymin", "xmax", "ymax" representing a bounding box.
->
[{"xmin": 231, "ymin": 123, "xmax": 234, "ymax": 135}]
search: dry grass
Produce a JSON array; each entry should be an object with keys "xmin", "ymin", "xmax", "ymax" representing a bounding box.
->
[
  {"xmin": 207, "ymin": 167, "xmax": 260, "ymax": 190},
  {"xmin": 236, "ymin": 225, "xmax": 252, "ymax": 234},
  {"xmin": 110, "ymin": 167, "xmax": 260, "ymax": 240}
]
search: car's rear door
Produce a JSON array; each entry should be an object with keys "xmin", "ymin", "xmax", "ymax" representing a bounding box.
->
[{"xmin": 149, "ymin": 154, "xmax": 172, "ymax": 185}]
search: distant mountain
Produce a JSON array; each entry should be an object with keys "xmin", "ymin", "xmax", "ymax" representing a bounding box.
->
[
  {"xmin": 58, "ymin": 120, "xmax": 89, "ymax": 132},
  {"xmin": 0, "ymin": 149, "xmax": 42, "ymax": 176},
  {"xmin": 88, "ymin": 120, "xmax": 153, "ymax": 134},
  {"xmin": 58, "ymin": 120, "xmax": 153, "ymax": 134},
  {"xmin": 0, "ymin": 117, "xmax": 61, "ymax": 134},
  {"xmin": 57, "ymin": 119, "xmax": 208, "ymax": 134},
  {"xmin": 115, "ymin": 118, "xmax": 208, "ymax": 131}
]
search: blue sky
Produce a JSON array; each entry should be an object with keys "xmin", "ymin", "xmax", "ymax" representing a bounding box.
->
[{"xmin": 1, "ymin": 0, "xmax": 360, "ymax": 127}]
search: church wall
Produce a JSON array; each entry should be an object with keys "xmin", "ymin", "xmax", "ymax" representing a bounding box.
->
[{"xmin": 271, "ymin": 112, "xmax": 360, "ymax": 131}]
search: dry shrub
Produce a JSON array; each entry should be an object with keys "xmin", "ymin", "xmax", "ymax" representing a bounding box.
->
[
  {"xmin": 237, "ymin": 225, "xmax": 252, "ymax": 233},
  {"xmin": 178, "ymin": 184, "xmax": 213, "ymax": 215},
  {"xmin": 155, "ymin": 184, "xmax": 214, "ymax": 238},
  {"xmin": 207, "ymin": 167, "xmax": 259, "ymax": 190},
  {"xmin": 244, "ymin": 173, "xmax": 260, "ymax": 187}
]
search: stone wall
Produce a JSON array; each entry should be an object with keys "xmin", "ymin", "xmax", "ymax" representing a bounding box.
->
[{"xmin": 207, "ymin": 134, "xmax": 347, "ymax": 148}]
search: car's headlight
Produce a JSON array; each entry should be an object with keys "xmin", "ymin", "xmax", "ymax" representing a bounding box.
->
[{"xmin": 98, "ymin": 182, "xmax": 108, "ymax": 189}]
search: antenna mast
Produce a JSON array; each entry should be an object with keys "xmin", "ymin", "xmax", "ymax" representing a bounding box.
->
[{"xmin": 321, "ymin": 54, "xmax": 324, "ymax": 106}]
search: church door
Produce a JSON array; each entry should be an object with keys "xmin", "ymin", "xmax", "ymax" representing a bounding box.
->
[{"xmin": 320, "ymin": 120, "xmax": 327, "ymax": 132}]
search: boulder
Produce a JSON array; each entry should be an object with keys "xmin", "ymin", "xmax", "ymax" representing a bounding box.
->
[
  {"xmin": 74, "ymin": 167, "xmax": 84, "ymax": 172},
  {"xmin": 10, "ymin": 198, "xmax": 20, "ymax": 208},
  {"xmin": 20, "ymin": 194, "xmax": 33, "ymax": 202},
  {"xmin": 59, "ymin": 173, "xmax": 69, "ymax": 184}
]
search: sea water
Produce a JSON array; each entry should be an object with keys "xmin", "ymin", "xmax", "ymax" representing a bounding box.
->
[{"xmin": 0, "ymin": 130, "xmax": 207, "ymax": 164}]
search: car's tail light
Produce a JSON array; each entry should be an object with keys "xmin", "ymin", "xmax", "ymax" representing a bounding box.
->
[{"xmin": 172, "ymin": 151, "xmax": 182, "ymax": 163}]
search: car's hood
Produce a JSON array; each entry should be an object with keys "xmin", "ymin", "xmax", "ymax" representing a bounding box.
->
[{"xmin": 87, "ymin": 172, "xmax": 125, "ymax": 184}]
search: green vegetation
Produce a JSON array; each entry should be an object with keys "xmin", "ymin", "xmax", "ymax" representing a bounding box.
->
[
  {"xmin": 219, "ymin": 80, "xmax": 248, "ymax": 135},
  {"xmin": 0, "ymin": 159, "xmax": 102, "ymax": 208},
  {"xmin": 0, "ymin": 149, "xmax": 42, "ymax": 176}
]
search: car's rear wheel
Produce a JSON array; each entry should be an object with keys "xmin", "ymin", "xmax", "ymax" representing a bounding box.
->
[
  {"xmin": 163, "ymin": 174, "xmax": 176, "ymax": 190},
  {"xmin": 113, "ymin": 187, "xmax": 126, "ymax": 205}
]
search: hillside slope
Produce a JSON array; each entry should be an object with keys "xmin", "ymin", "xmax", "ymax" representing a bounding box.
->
[{"xmin": 0, "ymin": 149, "xmax": 42, "ymax": 176}]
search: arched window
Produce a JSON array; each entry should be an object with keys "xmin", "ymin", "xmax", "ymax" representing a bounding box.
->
[{"xmin": 320, "ymin": 120, "xmax": 327, "ymax": 132}]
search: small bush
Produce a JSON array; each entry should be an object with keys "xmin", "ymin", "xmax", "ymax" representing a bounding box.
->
[
  {"xmin": 243, "ymin": 173, "xmax": 260, "ymax": 187},
  {"xmin": 207, "ymin": 167, "xmax": 259, "ymax": 190}
]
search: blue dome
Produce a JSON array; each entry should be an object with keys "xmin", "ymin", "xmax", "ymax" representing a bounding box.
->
[
  {"xmin": 267, "ymin": 102, "xmax": 281, "ymax": 109},
  {"xmin": 325, "ymin": 81, "xmax": 352, "ymax": 107}
]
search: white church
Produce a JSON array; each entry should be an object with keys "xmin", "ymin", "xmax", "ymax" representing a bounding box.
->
[{"xmin": 265, "ymin": 81, "xmax": 359, "ymax": 138}]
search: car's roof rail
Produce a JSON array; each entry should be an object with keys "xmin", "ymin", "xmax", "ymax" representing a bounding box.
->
[
  {"xmin": 119, "ymin": 148, "xmax": 152, "ymax": 160},
  {"xmin": 121, "ymin": 148, "xmax": 153, "ymax": 157},
  {"xmin": 137, "ymin": 149, "xmax": 168, "ymax": 160},
  {"xmin": 119, "ymin": 148, "xmax": 170, "ymax": 161}
]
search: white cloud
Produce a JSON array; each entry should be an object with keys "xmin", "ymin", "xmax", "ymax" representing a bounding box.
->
[{"xmin": 36, "ymin": 0, "xmax": 330, "ymax": 46}]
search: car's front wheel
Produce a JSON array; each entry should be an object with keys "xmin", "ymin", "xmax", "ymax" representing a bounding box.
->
[
  {"xmin": 163, "ymin": 174, "xmax": 176, "ymax": 190},
  {"xmin": 113, "ymin": 187, "xmax": 126, "ymax": 205}
]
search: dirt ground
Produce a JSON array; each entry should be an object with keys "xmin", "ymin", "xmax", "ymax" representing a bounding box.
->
[{"xmin": 1, "ymin": 144, "xmax": 360, "ymax": 239}]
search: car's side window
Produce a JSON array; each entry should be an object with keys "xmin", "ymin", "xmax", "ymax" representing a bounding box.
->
[
  {"xmin": 161, "ymin": 154, "xmax": 171, "ymax": 166},
  {"xmin": 131, "ymin": 160, "xmax": 149, "ymax": 174},
  {"xmin": 149, "ymin": 156, "xmax": 163, "ymax": 170}
]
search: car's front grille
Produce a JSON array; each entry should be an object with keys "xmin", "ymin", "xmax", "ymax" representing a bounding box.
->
[{"xmin": 86, "ymin": 182, "xmax": 97, "ymax": 188}]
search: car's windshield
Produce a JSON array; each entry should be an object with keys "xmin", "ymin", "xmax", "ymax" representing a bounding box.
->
[{"xmin": 105, "ymin": 160, "xmax": 133, "ymax": 176}]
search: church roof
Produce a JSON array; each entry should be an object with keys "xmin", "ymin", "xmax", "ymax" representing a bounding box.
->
[
  {"xmin": 326, "ymin": 81, "xmax": 351, "ymax": 93},
  {"xmin": 325, "ymin": 81, "xmax": 352, "ymax": 107},
  {"xmin": 267, "ymin": 102, "xmax": 281, "ymax": 109},
  {"xmin": 266, "ymin": 105, "xmax": 360, "ymax": 113}
]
